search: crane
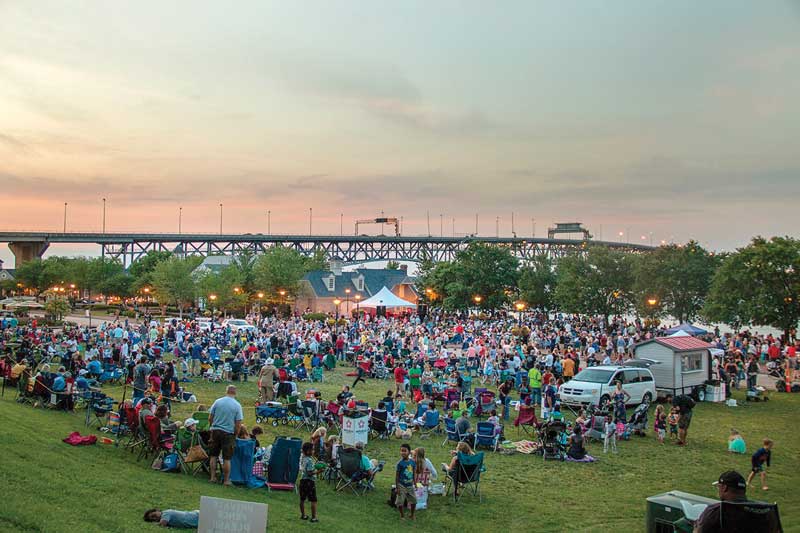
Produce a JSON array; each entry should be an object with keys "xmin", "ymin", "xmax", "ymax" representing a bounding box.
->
[{"xmin": 354, "ymin": 217, "xmax": 400, "ymax": 236}]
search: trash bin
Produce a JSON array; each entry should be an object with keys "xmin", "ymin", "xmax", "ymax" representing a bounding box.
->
[{"xmin": 646, "ymin": 491, "xmax": 717, "ymax": 533}]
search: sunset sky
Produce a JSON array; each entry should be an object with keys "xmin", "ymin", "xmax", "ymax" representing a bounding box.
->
[{"xmin": 1, "ymin": 1, "xmax": 799, "ymax": 265}]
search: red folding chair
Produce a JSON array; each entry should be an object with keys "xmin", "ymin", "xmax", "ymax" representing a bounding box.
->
[{"xmin": 513, "ymin": 404, "xmax": 539, "ymax": 438}]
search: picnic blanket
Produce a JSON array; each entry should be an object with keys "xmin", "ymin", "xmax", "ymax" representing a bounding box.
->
[
  {"xmin": 63, "ymin": 432, "xmax": 97, "ymax": 446},
  {"xmin": 500, "ymin": 440, "xmax": 538, "ymax": 454}
]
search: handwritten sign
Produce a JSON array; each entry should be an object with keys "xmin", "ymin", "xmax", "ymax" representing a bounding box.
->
[{"xmin": 199, "ymin": 496, "xmax": 268, "ymax": 533}]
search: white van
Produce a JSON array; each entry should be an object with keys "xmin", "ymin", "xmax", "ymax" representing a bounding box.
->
[{"xmin": 558, "ymin": 365, "xmax": 657, "ymax": 408}]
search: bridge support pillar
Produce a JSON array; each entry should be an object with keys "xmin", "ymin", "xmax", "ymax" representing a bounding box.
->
[{"xmin": 9, "ymin": 241, "xmax": 49, "ymax": 267}]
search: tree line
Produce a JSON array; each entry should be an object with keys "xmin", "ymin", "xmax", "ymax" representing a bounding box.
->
[{"xmin": 417, "ymin": 237, "xmax": 799, "ymax": 338}]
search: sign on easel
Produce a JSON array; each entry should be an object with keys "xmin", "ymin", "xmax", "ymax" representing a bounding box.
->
[{"xmin": 198, "ymin": 496, "xmax": 268, "ymax": 533}]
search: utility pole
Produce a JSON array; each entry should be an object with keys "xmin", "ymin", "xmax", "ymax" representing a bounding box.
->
[
  {"xmin": 511, "ymin": 211, "xmax": 515, "ymax": 235},
  {"xmin": 267, "ymin": 210, "xmax": 271, "ymax": 234},
  {"xmin": 219, "ymin": 203, "xmax": 223, "ymax": 234},
  {"xmin": 309, "ymin": 207, "xmax": 312, "ymax": 235},
  {"xmin": 340, "ymin": 213, "xmax": 343, "ymax": 236},
  {"xmin": 439, "ymin": 214, "xmax": 443, "ymax": 237},
  {"xmin": 426, "ymin": 211, "xmax": 431, "ymax": 237},
  {"xmin": 102, "ymin": 198, "xmax": 106, "ymax": 233},
  {"xmin": 63, "ymin": 202, "xmax": 67, "ymax": 233},
  {"xmin": 452, "ymin": 216, "xmax": 455, "ymax": 237},
  {"xmin": 179, "ymin": 206, "xmax": 182, "ymax": 234}
]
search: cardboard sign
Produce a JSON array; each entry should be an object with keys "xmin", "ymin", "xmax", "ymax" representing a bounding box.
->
[{"xmin": 198, "ymin": 496, "xmax": 267, "ymax": 533}]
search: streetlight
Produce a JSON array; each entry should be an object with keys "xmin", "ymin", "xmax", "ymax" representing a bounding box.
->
[
  {"xmin": 63, "ymin": 202, "xmax": 67, "ymax": 232},
  {"xmin": 473, "ymin": 295, "xmax": 482, "ymax": 307},
  {"xmin": 257, "ymin": 292, "xmax": 264, "ymax": 315},
  {"xmin": 647, "ymin": 297, "xmax": 658, "ymax": 307},
  {"xmin": 344, "ymin": 287, "xmax": 351, "ymax": 313},
  {"xmin": 333, "ymin": 298, "xmax": 341, "ymax": 322},
  {"xmin": 102, "ymin": 198, "xmax": 106, "ymax": 233},
  {"xmin": 355, "ymin": 294, "xmax": 362, "ymax": 315},
  {"xmin": 209, "ymin": 294, "xmax": 217, "ymax": 315},
  {"xmin": 219, "ymin": 203, "xmax": 223, "ymax": 234},
  {"xmin": 515, "ymin": 301, "xmax": 525, "ymax": 325},
  {"xmin": 179, "ymin": 206, "xmax": 182, "ymax": 234}
]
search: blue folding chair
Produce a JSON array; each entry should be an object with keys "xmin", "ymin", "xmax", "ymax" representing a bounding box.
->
[
  {"xmin": 267, "ymin": 436, "xmax": 302, "ymax": 491},
  {"xmin": 420, "ymin": 409, "xmax": 441, "ymax": 438},
  {"xmin": 446, "ymin": 451, "xmax": 485, "ymax": 502},
  {"xmin": 442, "ymin": 417, "xmax": 463, "ymax": 447},
  {"xmin": 230, "ymin": 438, "xmax": 265, "ymax": 488},
  {"xmin": 474, "ymin": 421, "xmax": 499, "ymax": 452}
]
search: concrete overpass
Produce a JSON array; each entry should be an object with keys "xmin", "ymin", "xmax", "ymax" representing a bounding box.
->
[{"xmin": 0, "ymin": 231, "xmax": 654, "ymax": 268}]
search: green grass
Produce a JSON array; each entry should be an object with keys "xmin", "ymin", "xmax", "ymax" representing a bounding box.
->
[{"xmin": 1, "ymin": 368, "xmax": 798, "ymax": 532}]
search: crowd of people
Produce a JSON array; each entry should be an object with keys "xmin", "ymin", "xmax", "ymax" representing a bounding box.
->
[{"xmin": 1, "ymin": 307, "xmax": 793, "ymax": 528}]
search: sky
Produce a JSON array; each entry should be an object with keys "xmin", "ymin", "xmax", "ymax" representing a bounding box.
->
[{"xmin": 1, "ymin": 1, "xmax": 799, "ymax": 266}]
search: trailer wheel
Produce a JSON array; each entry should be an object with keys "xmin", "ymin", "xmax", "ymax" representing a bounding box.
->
[{"xmin": 272, "ymin": 420, "xmax": 278, "ymax": 427}]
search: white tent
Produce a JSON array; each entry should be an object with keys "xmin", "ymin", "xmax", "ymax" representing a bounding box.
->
[{"xmin": 357, "ymin": 286, "xmax": 416, "ymax": 308}]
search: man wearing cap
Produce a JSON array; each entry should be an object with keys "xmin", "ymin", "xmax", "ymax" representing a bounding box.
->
[
  {"xmin": 693, "ymin": 471, "xmax": 749, "ymax": 532},
  {"xmin": 208, "ymin": 385, "xmax": 243, "ymax": 486},
  {"xmin": 258, "ymin": 359, "xmax": 277, "ymax": 402}
]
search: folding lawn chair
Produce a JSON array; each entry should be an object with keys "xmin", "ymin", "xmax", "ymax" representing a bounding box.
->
[
  {"xmin": 336, "ymin": 447, "xmax": 369, "ymax": 496},
  {"xmin": 311, "ymin": 367, "xmax": 324, "ymax": 382},
  {"xmin": 513, "ymin": 404, "xmax": 539, "ymax": 438},
  {"xmin": 297, "ymin": 400, "xmax": 319, "ymax": 431},
  {"xmin": 718, "ymin": 500, "xmax": 782, "ymax": 532},
  {"xmin": 442, "ymin": 417, "xmax": 465, "ymax": 447},
  {"xmin": 369, "ymin": 409, "xmax": 390, "ymax": 439},
  {"xmin": 175, "ymin": 427, "xmax": 207, "ymax": 476},
  {"xmin": 445, "ymin": 451, "xmax": 485, "ymax": 503},
  {"xmin": 474, "ymin": 421, "xmax": 499, "ymax": 452},
  {"xmin": 139, "ymin": 415, "xmax": 175, "ymax": 462},
  {"xmin": 267, "ymin": 436, "xmax": 302, "ymax": 491},
  {"xmin": 85, "ymin": 391, "xmax": 114, "ymax": 428},
  {"xmin": 230, "ymin": 438, "xmax": 265, "ymax": 488},
  {"xmin": 419, "ymin": 409, "xmax": 441, "ymax": 439},
  {"xmin": 191, "ymin": 411, "xmax": 210, "ymax": 432}
]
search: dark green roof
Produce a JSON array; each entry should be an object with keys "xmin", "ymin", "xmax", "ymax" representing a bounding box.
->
[{"xmin": 302, "ymin": 268, "xmax": 414, "ymax": 298}]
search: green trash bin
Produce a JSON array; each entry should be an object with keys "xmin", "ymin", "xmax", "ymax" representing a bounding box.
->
[{"xmin": 645, "ymin": 491, "xmax": 717, "ymax": 533}]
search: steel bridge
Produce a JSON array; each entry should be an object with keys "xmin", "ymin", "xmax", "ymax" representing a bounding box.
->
[{"xmin": 0, "ymin": 232, "xmax": 653, "ymax": 268}]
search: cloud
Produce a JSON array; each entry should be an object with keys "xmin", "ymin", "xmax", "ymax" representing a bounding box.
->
[{"xmin": 0, "ymin": 133, "xmax": 30, "ymax": 152}]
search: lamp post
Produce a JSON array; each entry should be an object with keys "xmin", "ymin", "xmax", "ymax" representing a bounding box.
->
[
  {"xmin": 473, "ymin": 295, "xmax": 482, "ymax": 314},
  {"xmin": 333, "ymin": 298, "xmax": 341, "ymax": 323},
  {"xmin": 63, "ymin": 202, "xmax": 67, "ymax": 232},
  {"xmin": 515, "ymin": 301, "xmax": 525, "ymax": 325},
  {"xmin": 355, "ymin": 294, "xmax": 361, "ymax": 315},
  {"xmin": 219, "ymin": 204, "xmax": 223, "ymax": 234},
  {"xmin": 178, "ymin": 207, "xmax": 182, "ymax": 234},
  {"xmin": 209, "ymin": 294, "xmax": 217, "ymax": 316},
  {"xmin": 102, "ymin": 198, "xmax": 106, "ymax": 233},
  {"xmin": 257, "ymin": 292, "xmax": 264, "ymax": 316},
  {"xmin": 279, "ymin": 289, "xmax": 287, "ymax": 317},
  {"xmin": 344, "ymin": 287, "xmax": 351, "ymax": 314}
]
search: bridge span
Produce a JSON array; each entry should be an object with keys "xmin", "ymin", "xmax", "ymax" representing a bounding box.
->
[{"xmin": 0, "ymin": 232, "xmax": 653, "ymax": 268}]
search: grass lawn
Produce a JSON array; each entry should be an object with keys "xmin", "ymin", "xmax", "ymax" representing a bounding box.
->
[{"xmin": 1, "ymin": 366, "xmax": 798, "ymax": 532}]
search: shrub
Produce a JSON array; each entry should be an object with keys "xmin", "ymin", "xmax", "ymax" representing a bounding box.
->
[{"xmin": 303, "ymin": 312, "xmax": 328, "ymax": 321}]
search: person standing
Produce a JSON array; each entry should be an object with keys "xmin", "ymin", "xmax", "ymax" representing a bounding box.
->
[
  {"xmin": 669, "ymin": 393, "xmax": 696, "ymax": 446},
  {"xmin": 299, "ymin": 442, "xmax": 319, "ymax": 523},
  {"xmin": 393, "ymin": 363, "xmax": 408, "ymax": 396},
  {"xmin": 394, "ymin": 443, "xmax": 416, "ymax": 521},
  {"xmin": 208, "ymin": 385, "xmax": 244, "ymax": 486},
  {"xmin": 528, "ymin": 365, "xmax": 542, "ymax": 407},
  {"xmin": 258, "ymin": 358, "xmax": 277, "ymax": 402},
  {"xmin": 746, "ymin": 438, "xmax": 774, "ymax": 491},
  {"xmin": 132, "ymin": 357, "xmax": 151, "ymax": 402}
]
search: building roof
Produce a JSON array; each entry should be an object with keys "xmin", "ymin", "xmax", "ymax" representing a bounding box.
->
[
  {"xmin": 302, "ymin": 268, "xmax": 414, "ymax": 298},
  {"xmin": 637, "ymin": 335, "xmax": 714, "ymax": 353},
  {"xmin": 193, "ymin": 255, "xmax": 234, "ymax": 275}
]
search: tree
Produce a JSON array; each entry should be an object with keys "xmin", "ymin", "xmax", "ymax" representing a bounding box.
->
[
  {"xmin": 632, "ymin": 242, "xmax": 720, "ymax": 322},
  {"xmin": 517, "ymin": 255, "xmax": 556, "ymax": 310},
  {"xmin": 385, "ymin": 260, "xmax": 401, "ymax": 270},
  {"xmin": 86, "ymin": 258, "xmax": 132, "ymax": 300},
  {"xmin": 14, "ymin": 259, "xmax": 50, "ymax": 295},
  {"xmin": 703, "ymin": 236, "xmax": 800, "ymax": 338},
  {"xmin": 253, "ymin": 247, "xmax": 318, "ymax": 301},
  {"xmin": 197, "ymin": 264, "xmax": 248, "ymax": 316},
  {"xmin": 151, "ymin": 257, "xmax": 200, "ymax": 318},
  {"xmin": 554, "ymin": 246, "xmax": 634, "ymax": 322},
  {"xmin": 306, "ymin": 250, "xmax": 329, "ymax": 272},
  {"xmin": 44, "ymin": 296, "xmax": 71, "ymax": 321},
  {"xmin": 129, "ymin": 250, "xmax": 172, "ymax": 291},
  {"xmin": 418, "ymin": 243, "xmax": 519, "ymax": 310}
]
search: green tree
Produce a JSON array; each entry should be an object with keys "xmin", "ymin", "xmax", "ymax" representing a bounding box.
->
[
  {"xmin": 419, "ymin": 243, "xmax": 519, "ymax": 310},
  {"xmin": 703, "ymin": 236, "xmax": 800, "ymax": 337},
  {"xmin": 554, "ymin": 246, "xmax": 634, "ymax": 322},
  {"xmin": 517, "ymin": 255, "xmax": 556, "ymax": 310},
  {"xmin": 385, "ymin": 260, "xmax": 401, "ymax": 270},
  {"xmin": 197, "ymin": 264, "xmax": 248, "ymax": 316},
  {"xmin": 253, "ymin": 247, "xmax": 318, "ymax": 301},
  {"xmin": 632, "ymin": 242, "xmax": 720, "ymax": 322},
  {"xmin": 306, "ymin": 250, "xmax": 329, "ymax": 272},
  {"xmin": 151, "ymin": 257, "xmax": 201, "ymax": 318},
  {"xmin": 14, "ymin": 259, "xmax": 50, "ymax": 294},
  {"xmin": 86, "ymin": 258, "xmax": 131, "ymax": 300},
  {"xmin": 129, "ymin": 250, "xmax": 172, "ymax": 291},
  {"xmin": 44, "ymin": 297, "xmax": 71, "ymax": 321}
]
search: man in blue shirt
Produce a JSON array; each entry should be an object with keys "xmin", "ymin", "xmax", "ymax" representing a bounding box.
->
[
  {"xmin": 143, "ymin": 508, "xmax": 199, "ymax": 528},
  {"xmin": 208, "ymin": 385, "xmax": 243, "ymax": 485}
]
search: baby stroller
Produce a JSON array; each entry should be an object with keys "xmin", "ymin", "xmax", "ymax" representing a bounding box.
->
[
  {"xmin": 626, "ymin": 401, "xmax": 649, "ymax": 436},
  {"xmin": 476, "ymin": 390, "xmax": 496, "ymax": 418},
  {"xmin": 255, "ymin": 401, "xmax": 290, "ymax": 427},
  {"xmin": 584, "ymin": 406, "xmax": 607, "ymax": 443},
  {"xmin": 539, "ymin": 420, "xmax": 567, "ymax": 461}
]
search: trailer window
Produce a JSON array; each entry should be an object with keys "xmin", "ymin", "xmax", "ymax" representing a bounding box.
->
[{"xmin": 681, "ymin": 352, "xmax": 703, "ymax": 372}]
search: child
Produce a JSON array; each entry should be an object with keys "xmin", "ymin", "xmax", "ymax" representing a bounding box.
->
[
  {"xmin": 603, "ymin": 414, "xmax": 617, "ymax": 453},
  {"xmin": 299, "ymin": 442, "xmax": 319, "ymax": 523},
  {"xmin": 667, "ymin": 407, "xmax": 680, "ymax": 440},
  {"xmin": 395, "ymin": 443, "xmax": 416, "ymax": 520},
  {"xmin": 728, "ymin": 429, "xmax": 746, "ymax": 454},
  {"xmin": 486, "ymin": 409, "xmax": 503, "ymax": 437},
  {"xmin": 746, "ymin": 438, "xmax": 773, "ymax": 491},
  {"xmin": 654, "ymin": 405, "xmax": 667, "ymax": 443}
]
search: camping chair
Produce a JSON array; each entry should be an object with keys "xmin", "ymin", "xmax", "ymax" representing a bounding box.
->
[
  {"xmin": 324, "ymin": 401, "xmax": 342, "ymax": 432},
  {"xmin": 477, "ymin": 391, "xmax": 496, "ymax": 418},
  {"xmin": 412, "ymin": 403, "xmax": 428, "ymax": 420},
  {"xmin": 297, "ymin": 400, "xmax": 319, "ymax": 431},
  {"xmin": 369, "ymin": 409, "xmax": 390, "ymax": 439},
  {"xmin": 85, "ymin": 391, "xmax": 114, "ymax": 428},
  {"xmin": 474, "ymin": 421, "xmax": 500, "ymax": 452},
  {"xmin": 120, "ymin": 405, "xmax": 144, "ymax": 450},
  {"xmin": 513, "ymin": 404, "xmax": 539, "ymax": 438},
  {"xmin": 419, "ymin": 409, "xmax": 441, "ymax": 438},
  {"xmin": 191, "ymin": 411, "xmax": 210, "ymax": 432},
  {"xmin": 442, "ymin": 417, "xmax": 465, "ymax": 447},
  {"xmin": 230, "ymin": 438, "xmax": 265, "ymax": 488},
  {"xmin": 267, "ymin": 436, "xmax": 302, "ymax": 491},
  {"xmin": 718, "ymin": 501, "xmax": 783, "ymax": 533},
  {"xmin": 336, "ymin": 447, "xmax": 369, "ymax": 496},
  {"xmin": 175, "ymin": 427, "xmax": 207, "ymax": 476},
  {"xmin": 445, "ymin": 451, "xmax": 485, "ymax": 503},
  {"xmin": 139, "ymin": 415, "xmax": 175, "ymax": 462},
  {"xmin": 311, "ymin": 367, "xmax": 324, "ymax": 382}
]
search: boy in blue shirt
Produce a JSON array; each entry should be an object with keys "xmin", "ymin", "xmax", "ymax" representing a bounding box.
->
[
  {"xmin": 395, "ymin": 443, "xmax": 416, "ymax": 520},
  {"xmin": 746, "ymin": 438, "xmax": 774, "ymax": 491}
]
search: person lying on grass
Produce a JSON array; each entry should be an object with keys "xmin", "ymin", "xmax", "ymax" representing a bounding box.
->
[{"xmin": 143, "ymin": 508, "xmax": 199, "ymax": 528}]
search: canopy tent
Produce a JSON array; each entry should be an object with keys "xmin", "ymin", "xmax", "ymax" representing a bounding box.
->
[
  {"xmin": 357, "ymin": 286, "xmax": 416, "ymax": 308},
  {"xmin": 665, "ymin": 323, "xmax": 708, "ymax": 336}
]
